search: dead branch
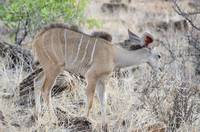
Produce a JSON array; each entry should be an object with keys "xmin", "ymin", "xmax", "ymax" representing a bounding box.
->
[
  {"xmin": 0, "ymin": 41, "xmax": 35, "ymax": 71},
  {"xmin": 172, "ymin": 0, "xmax": 200, "ymax": 31}
]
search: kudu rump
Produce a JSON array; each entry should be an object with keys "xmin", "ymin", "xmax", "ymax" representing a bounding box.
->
[{"xmin": 33, "ymin": 23, "xmax": 161, "ymax": 127}]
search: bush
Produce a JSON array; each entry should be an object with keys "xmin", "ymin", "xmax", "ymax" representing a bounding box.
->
[{"xmin": 0, "ymin": 0, "xmax": 91, "ymax": 45}]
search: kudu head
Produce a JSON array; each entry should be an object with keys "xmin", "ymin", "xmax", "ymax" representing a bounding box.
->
[{"xmin": 127, "ymin": 29, "xmax": 162, "ymax": 72}]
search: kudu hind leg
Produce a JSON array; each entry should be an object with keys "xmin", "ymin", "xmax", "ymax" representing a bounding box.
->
[
  {"xmin": 34, "ymin": 71, "xmax": 45, "ymax": 119},
  {"xmin": 41, "ymin": 66, "xmax": 61, "ymax": 120},
  {"xmin": 34, "ymin": 78, "xmax": 43, "ymax": 116}
]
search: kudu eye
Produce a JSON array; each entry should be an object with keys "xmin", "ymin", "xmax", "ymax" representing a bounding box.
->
[{"xmin": 158, "ymin": 55, "xmax": 161, "ymax": 59}]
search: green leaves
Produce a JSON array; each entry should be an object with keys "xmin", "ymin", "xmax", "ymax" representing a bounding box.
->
[
  {"xmin": 0, "ymin": 0, "xmax": 102, "ymax": 44},
  {"xmin": 0, "ymin": 0, "xmax": 90, "ymax": 31}
]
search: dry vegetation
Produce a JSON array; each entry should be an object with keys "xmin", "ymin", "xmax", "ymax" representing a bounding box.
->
[{"xmin": 0, "ymin": 0, "xmax": 200, "ymax": 132}]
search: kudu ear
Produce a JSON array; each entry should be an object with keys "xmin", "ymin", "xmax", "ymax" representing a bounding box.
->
[
  {"xmin": 142, "ymin": 32, "xmax": 154, "ymax": 46},
  {"xmin": 128, "ymin": 29, "xmax": 142, "ymax": 45},
  {"xmin": 128, "ymin": 29, "xmax": 140, "ymax": 40}
]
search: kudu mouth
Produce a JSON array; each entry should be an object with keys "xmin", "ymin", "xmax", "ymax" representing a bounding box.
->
[{"xmin": 147, "ymin": 62, "xmax": 162, "ymax": 72}]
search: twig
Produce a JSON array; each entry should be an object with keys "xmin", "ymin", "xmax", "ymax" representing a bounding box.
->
[{"xmin": 172, "ymin": 0, "xmax": 200, "ymax": 31}]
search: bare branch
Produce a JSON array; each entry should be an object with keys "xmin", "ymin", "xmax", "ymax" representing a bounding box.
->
[{"xmin": 172, "ymin": 0, "xmax": 200, "ymax": 31}]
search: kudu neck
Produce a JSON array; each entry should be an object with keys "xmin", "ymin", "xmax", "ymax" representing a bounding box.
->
[{"xmin": 113, "ymin": 45, "xmax": 150, "ymax": 69}]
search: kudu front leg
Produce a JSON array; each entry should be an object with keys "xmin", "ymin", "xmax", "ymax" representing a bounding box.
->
[
  {"xmin": 96, "ymin": 79, "xmax": 106, "ymax": 124},
  {"xmin": 85, "ymin": 76, "xmax": 97, "ymax": 117},
  {"xmin": 96, "ymin": 79, "xmax": 109, "ymax": 131}
]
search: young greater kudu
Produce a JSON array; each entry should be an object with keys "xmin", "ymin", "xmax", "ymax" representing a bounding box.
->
[{"xmin": 33, "ymin": 23, "xmax": 161, "ymax": 128}]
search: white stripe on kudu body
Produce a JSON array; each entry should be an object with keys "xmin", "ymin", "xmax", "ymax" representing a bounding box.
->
[
  {"xmin": 81, "ymin": 39, "xmax": 90, "ymax": 63},
  {"xmin": 33, "ymin": 23, "xmax": 160, "ymax": 129},
  {"xmin": 89, "ymin": 39, "xmax": 98, "ymax": 65},
  {"xmin": 72, "ymin": 34, "xmax": 83, "ymax": 65}
]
